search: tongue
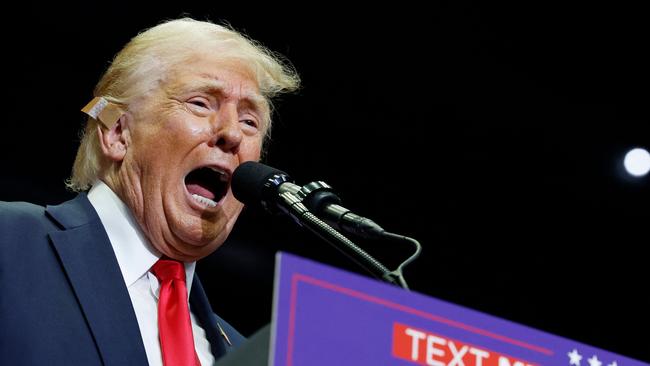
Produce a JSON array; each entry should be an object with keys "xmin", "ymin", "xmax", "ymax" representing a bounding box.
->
[{"xmin": 186, "ymin": 183, "xmax": 216, "ymax": 200}]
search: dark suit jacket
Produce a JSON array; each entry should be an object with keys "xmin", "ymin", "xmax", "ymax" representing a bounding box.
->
[{"xmin": 0, "ymin": 194, "xmax": 245, "ymax": 365}]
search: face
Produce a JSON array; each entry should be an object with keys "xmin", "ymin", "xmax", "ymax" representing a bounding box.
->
[{"xmin": 111, "ymin": 54, "xmax": 267, "ymax": 261}]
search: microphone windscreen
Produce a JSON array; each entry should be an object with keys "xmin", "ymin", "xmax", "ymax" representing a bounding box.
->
[{"xmin": 231, "ymin": 161, "xmax": 289, "ymax": 206}]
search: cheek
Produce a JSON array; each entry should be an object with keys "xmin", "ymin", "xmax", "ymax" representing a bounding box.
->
[
  {"xmin": 164, "ymin": 116, "xmax": 212, "ymax": 143},
  {"xmin": 240, "ymin": 138, "xmax": 263, "ymax": 160},
  {"xmin": 185, "ymin": 123, "xmax": 213, "ymax": 140},
  {"xmin": 225, "ymin": 193, "xmax": 244, "ymax": 214}
]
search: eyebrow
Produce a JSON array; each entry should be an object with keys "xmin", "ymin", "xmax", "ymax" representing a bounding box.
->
[{"xmin": 179, "ymin": 77, "xmax": 268, "ymax": 113}]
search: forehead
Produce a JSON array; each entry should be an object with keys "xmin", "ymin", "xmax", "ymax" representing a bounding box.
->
[
  {"xmin": 165, "ymin": 57, "xmax": 263, "ymax": 99},
  {"xmin": 172, "ymin": 74, "xmax": 266, "ymax": 106}
]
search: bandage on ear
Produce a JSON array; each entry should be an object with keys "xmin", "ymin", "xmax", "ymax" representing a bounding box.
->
[{"xmin": 81, "ymin": 97, "xmax": 124, "ymax": 129}]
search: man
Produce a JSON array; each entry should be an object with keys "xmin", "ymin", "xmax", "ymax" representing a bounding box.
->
[{"xmin": 0, "ymin": 18, "xmax": 299, "ymax": 365}]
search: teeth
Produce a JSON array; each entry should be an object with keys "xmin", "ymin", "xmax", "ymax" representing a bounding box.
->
[
  {"xmin": 191, "ymin": 194, "xmax": 217, "ymax": 207},
  {"xmin": 208, "ymin": 167, "xmax": 229, "ymax": 182}
]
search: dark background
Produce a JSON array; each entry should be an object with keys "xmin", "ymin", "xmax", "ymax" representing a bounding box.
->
[{"xmin": 1, "ymin": 2, "xmax": 648, "ymax": 362}]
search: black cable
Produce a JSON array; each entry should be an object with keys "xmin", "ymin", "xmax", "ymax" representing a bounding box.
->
[{"xmin": 278, "ymin": 191, "xmax": 402, "ymax": 288}]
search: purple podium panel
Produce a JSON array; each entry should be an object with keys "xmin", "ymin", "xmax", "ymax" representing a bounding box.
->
[{"xmin": 270, "ymin": 252, "xmax": 647, "ymax": 366}]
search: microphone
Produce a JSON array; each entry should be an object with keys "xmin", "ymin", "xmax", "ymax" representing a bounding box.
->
[
  {"xmin": 299, "ymin": 181, "xmax": 385, "ymax": 238},
  {"xmin": 231, "ymin": 161, "xmax": 302, "ymax": 214},
  {"xmin": 231, "ymin": 161, "xmax": 421, "ymax": 290},
  {"xmin": 232, "ymin": 161, "xmax": 385, "ymax": 238}
]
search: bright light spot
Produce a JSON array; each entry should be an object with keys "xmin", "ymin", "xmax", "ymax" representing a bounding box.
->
[{"xmin": 623, "ymin": 148, "xmax": 650, "ymax": 177}]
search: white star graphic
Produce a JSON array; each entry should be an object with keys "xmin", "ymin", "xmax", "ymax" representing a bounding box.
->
[
  {"xmin": 607, "ymin": 362, "xmax": 617, "ymax": 366},
  {"xmin": 588, "ymin": 355, "xmax": 602, "ymax": 366},
  {"xmin": 568, "ymin": 349, "xmax": 583, "ymax": 366}
]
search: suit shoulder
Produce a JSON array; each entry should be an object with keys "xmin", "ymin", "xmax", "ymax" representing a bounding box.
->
[
  {"xmin": 0, "ymin": 201, "xmax": 56, "ymax": 242},
  {"xmin": 0, "ymin": 201, "xmax": 47, "ymax": 224}
]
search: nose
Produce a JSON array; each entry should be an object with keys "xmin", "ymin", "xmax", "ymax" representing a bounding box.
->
[{"xmin": 208, "ymin": 104, "xmax": 243, "ymax": 153}]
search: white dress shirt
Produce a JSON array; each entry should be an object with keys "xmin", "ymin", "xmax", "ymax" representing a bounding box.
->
[{"xmin": 88, "ymin": 181, "xmax": 215, "ymax": 366}]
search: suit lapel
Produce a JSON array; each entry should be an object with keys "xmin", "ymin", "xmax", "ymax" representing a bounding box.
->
[
  {"xmin": 190, "ymin": 276, "xmax": 230, "ymax": 358},
  {"xmin": 47, "ymin": 195, "xmax": 148, "ymax": 366}
]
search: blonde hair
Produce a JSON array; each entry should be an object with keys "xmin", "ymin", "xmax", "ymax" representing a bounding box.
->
[{"xmin": 67, "ymin": 18, "xmax": 300, "ymax": 191}]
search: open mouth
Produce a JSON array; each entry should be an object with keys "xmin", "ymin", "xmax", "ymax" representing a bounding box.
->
[{"xmin": 185, "ymin": 167, "xmax": 230, "ymax": 208}]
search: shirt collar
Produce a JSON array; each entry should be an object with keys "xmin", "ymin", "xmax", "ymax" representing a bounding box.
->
[{"xmin": 87, "ymin": 181, "xmax": 195, "ymax": 292}]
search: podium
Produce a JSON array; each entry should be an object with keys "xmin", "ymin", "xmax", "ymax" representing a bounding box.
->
[{"xmin": 217, "ymin": 253, "xmax": 647, "ymax": 366}]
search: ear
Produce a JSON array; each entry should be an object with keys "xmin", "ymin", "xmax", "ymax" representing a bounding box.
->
[{"xmin": 97, "ymin": 114, "xmax": 130, "ymax": 162}]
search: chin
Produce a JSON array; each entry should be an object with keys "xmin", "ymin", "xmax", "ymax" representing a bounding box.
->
[
  {"xmin": 167, "ymin": 224, "xmax": 227, "ymax": 258},
  {"xmin": 161, "ymin": 194, "xmax": 239, "ymax": 260},
  {"xmin": 162, "ymin": 242, "xmax": 217, "ymax": 262}
]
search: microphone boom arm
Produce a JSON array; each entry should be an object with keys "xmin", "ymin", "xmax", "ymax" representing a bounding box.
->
[
  {"xmin": 277, "ymin": 191, "xmax": 408, "ymax": 288},
  {"xmin": 230, "ymin": 161, "xmax": 419, "ymax": 290}
]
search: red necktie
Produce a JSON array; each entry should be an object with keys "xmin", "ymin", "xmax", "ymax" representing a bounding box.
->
[{"xmin": 151, "ymin": 259, "xmax": 201, "ymax": 366}]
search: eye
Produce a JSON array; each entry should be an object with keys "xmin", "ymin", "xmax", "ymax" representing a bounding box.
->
[
  {"xmin": 187, "ymin": 98, "xmax": 211, "ymax": 110},
  {"xmin": 240, "ymin": 118, "xmax": 260, "ymax": 135},
  {"xmin": 241, "ymin": 119, "xmax": 258, "ymax": 128}
]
